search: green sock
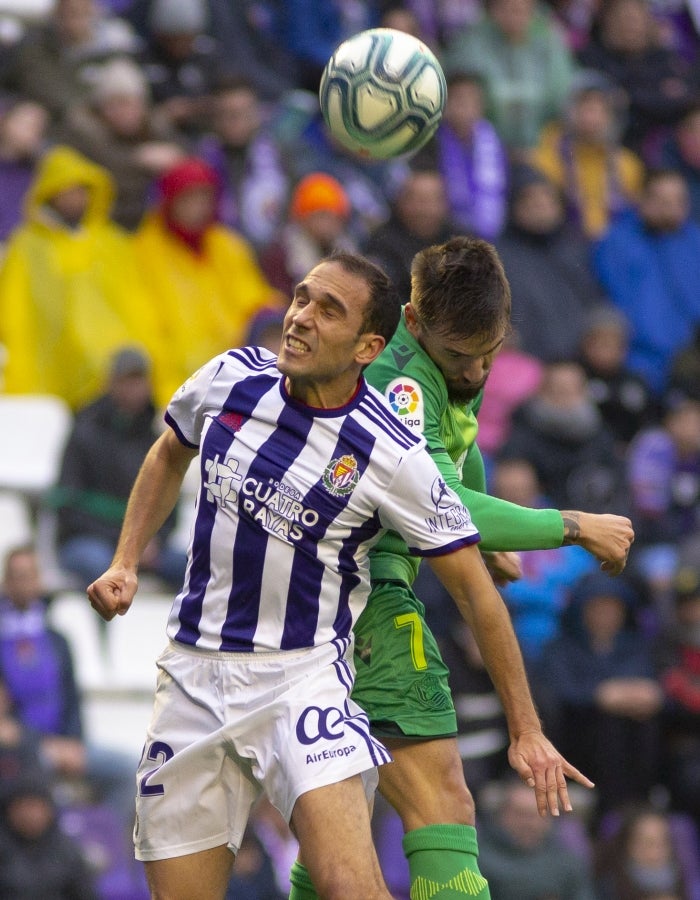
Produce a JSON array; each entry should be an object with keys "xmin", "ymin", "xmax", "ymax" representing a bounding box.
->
[
  {"xmin": 288, "ymin": 860, "xmax": 320, "ymax": 900},
  {"xmin": 402, "ymin": 823, "xmax": 491, "ymax": 899}
]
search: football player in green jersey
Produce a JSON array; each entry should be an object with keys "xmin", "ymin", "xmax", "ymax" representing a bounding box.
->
[{"xmin": 290, "ymin": 236, "xmax": 633, "ymax": 900}]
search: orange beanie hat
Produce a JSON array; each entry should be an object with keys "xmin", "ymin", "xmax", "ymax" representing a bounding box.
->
[{"xmin": 290, "ymin": 173, "xmax": 351, "ymax": 221}]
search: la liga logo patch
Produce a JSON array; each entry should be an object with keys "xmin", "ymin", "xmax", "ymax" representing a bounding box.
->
[
  {"xmin": 388, "ymin": 382, "xmax": 420, "ymax": 415},
  {"xmin": 385, "ymin": 378, "xmax": 424, "ymax": 432}
]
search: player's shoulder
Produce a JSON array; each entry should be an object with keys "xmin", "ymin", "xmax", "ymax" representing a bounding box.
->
[
  {"xmin": 356, "ymin": 381, "xmax": 426, "ymax": 454},
  {"xmin": 173, "ymin": 346, "xmax": 279, "ymax": 405},
  {"xmin": 369, "ymin": 335, "xmax": 445, "ymax": 399},
  {"xmin": 221, "ymin": 345, "xmax": 280, "ymax": 376},
  {"xmin": 367, "ymin": 339, "xmax": 446, "ymax": 435}
]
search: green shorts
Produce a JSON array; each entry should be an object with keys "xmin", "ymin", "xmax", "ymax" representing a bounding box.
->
[{"xmin": 351, "ymin": 580, "xmax": 457, "ymax": 739}]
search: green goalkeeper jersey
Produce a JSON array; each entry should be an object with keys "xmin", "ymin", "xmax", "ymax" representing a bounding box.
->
[{"xmin": 365, "ymin": 309, "xmax": 564, "ymax": 585}]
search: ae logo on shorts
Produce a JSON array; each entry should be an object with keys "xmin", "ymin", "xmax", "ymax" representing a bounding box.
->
[{"xmin": 295, "ymin": 705, "xmax": 346, "ymax": 745}]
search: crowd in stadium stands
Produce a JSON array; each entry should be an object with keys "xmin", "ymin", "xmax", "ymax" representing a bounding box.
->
[{"xmin": 0, "ymin": 0, "xmax": 699, "ymax": 897}]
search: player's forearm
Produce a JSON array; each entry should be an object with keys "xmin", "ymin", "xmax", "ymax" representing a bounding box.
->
[
  {"xmin": 430, "ymin": 445, "xmax": 564, "ymax": 551},
  {"xmin": 428, "ymin": 548, "xmax": 542, "ymax": 737},
  {"xmin": 456, "ymin": 487, "xmax": 564, "ymax": 551},
  {"xmin": 466, "ymin": 582, "xmax": 542, "ymax": 738},
  {"xmin": 112, "ymin": 431, "xmax": 194, "ymax": 571}
]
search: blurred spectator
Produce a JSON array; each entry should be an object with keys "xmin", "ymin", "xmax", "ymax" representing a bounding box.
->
[
  {"xmin": 490, "ymin": 457, "xmax": 596, "ymax": 668},
  {"xmin": 499, "ymin": 360, "xmax": 626, "ymax": 512},
  {"xmin": 532, "ymin": 68, "xmax": 645, "ymax": 239},
  {"xmin": 495, "ymin": 166, "xmax": 604, "ymax": 363},
  {"xmin": 593, "ymin": 168, "xmax": 700, "ymax": 396},
  {"xmin": 0, "ymin": 0, "xmax": 140, "ymax": 123},
  {"xmin": 477, "ymin": 331, "xmax": 544, "ymax": 460},
  {"xmin": 54, "ymin": 55, "xmax": 184, "ymax": 231},
  {"xmin": 260, "ymin": 172, "xmax": 355, "ymax": 297},
  {"xmin": 362, "ymin": 167, "xmax": 454, "ymax": 300},
  {"xmin": 668, "ymin": 324, "xmax": 700, "ymax": 402},
  {"xmin": 203, "ymin": 0, "xmax": 298, "ymax": 102},
  {"xmin": 578, "ymin": 305, "xmax": 657, "ymax": 449},
  {"xmin": 545, "ymin": 0, "xmax": 600, "ymax": 52},
  {"xmin": 626, "ymin": 393, "xmax": 700, "ymax": 605},
  {"xmin": 0, "ymin": 144, "xmax": 162, "ymax": 409},
  {"xmin": 224, "ymin": 827, "xmax": 286, "ymax": 900},
  {"xmin": 0, "ymin": 546, "xmax": 137, "ymax": 831},
  {"xmin": 649, "ymin": 0, "xmax": 700, "ymax": 63},
  {"xmin": 443, "ymin": 0, "xmax": 575, "ymax": 159},
  {"xmin": 397, "ymin": 0, "xmax": 483, "ymax": 49},
  {"xmin": 0, "ymin": 100, "xmax": 50, "ymax": 244},
  {"xmin": 578, "ymin": 0, "xmax": 699, "ymax": 157},
  {"xmin": 0, "ymin": 772, "xmax": 98, "ymax": 900},
  {"xmin": 539, "ymin": 571, "xmax": 664, "ymax": 816},
  {"xmin": 52, "ymin": 346, "xmax": 187, "ymax": 592},
  {"xmin": 657, "ymin": 562, "xmax": 700, "ymax": 829},
  {"xmin": 138, "ymin": 0, "xmax": 223, "ymax": 136},
  {"xmin": 658, "ymin": 105, "xmax": 700, "ymax": 225},
  {"xmin": 196, "ymin": 76, "xmax": 290, "ymax": 250},
  {"xmin": 245, "ymin": 796, "xmax": 299, "ymax": 897},
  {"xmin": 415, "ymin": 70, "xmax": 508, "ymax": 241},
  {"xmin": 133, "ymin": 156, "xmax": 282, "ymax": 399},
  {"xmin": 594, "ymin": 805, "xmax": 694, "ymax": 900},
  {"xmin": 379, "ymin": 3, "xmax": 426, "ymax": 41},
  {"xmin": 477, "ymin": 775, "xmax": 598, "ymax": 900},
  {"xmin": 281, "ymin": 104, "xmax": 408, "ymax": 245},
  {"xmin": 276, "ymin": 0, "xmax": 379, "ymax": 93},
  {"xmin": 244, "ymin": 307, "xmax": 286, "ymax": 355},
  {"xmin": 0, "ymin": 676, "xmax": 43, "ymax": 785}
]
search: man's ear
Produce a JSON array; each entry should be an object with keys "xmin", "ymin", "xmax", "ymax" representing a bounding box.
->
[
  {"xmin": 355, "ymin": 334, "xmax": 386, "ymax": 367},
  {"xmin": 404, "ymin": 303, "xmax": 419, "ymax": 337}
]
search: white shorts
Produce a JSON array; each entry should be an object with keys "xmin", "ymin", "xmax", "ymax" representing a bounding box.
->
[{"xmin": 133, "ymin": 639, "xmax": 391, "ymax": 861}]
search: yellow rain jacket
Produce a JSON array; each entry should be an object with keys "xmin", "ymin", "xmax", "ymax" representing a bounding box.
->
[
  {"xmin": 133, "ymin": 210, "xmax": 282, "ymax": 402},
  {"xmin": 0, "ymin": 146, "xmax": 162, "ymax": 409}
]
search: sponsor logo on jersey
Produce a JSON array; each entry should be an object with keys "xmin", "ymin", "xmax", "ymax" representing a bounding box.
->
[
  {"xmin": 204, "ymin": 453, "xmax": 242, "ymax": 507},
  {"xmin": 241, "ymin": 475, "xmax": 320, "ymax": 541},
  {"xmin": 431, "ymin": 476, "xmax": 453, "ymax": 512},
  {"xmin": 204, "ymin": 451, "xmax": 320, "ymax": 541},
  {"xmin": 425, "ymin": 475, "xmax": 473, "ymax": 533},
  {"xmin": 322, "ymin": 454, "xmax": 359, "ymax": 497},
  {"xmin": 385, "ymin": 378, "xmax": 424, "ymax": 432}
]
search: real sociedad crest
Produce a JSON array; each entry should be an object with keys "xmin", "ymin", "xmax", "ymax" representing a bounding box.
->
[{"xmin": 322, "ymin": 453, "xmax": 360, "ymax": 497}]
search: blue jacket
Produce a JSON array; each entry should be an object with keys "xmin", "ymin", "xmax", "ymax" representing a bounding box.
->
[{"xmin": 593, "ymin": 209, "xmax": 700, "ymax": 394}]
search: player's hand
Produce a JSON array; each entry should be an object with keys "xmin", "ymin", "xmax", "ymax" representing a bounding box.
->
[
  {"xmin": 482, "ymin": 550, "xmax": 522, "ymax": 586},
  {"xmin": 561, "ymin": 511, "xmax": 634, "ymax": 575},
  {"xmin": 507, "ymin": 730, "xmax": 594, "ymax": 817},
  {"xmin": 87, "ymin": 566, "xmax": 138, "ymax": 621}
]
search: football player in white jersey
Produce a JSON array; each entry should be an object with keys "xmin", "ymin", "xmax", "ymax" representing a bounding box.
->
[{"xmin": 88, "ymin": 252, "xmax": 588, "ymax": 900}]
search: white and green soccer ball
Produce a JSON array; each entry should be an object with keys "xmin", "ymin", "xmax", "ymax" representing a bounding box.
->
[{"xmin": 319, "ymin": 28, "xmax": 447, "ymax": 161}]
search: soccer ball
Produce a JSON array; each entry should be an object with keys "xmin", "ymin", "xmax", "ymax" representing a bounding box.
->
[{"xmin": 319, "ymin": 28, "xmax": 447, "ymax": 160}]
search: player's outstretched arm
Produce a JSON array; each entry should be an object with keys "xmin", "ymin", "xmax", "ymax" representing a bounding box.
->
[
  {"xmin": 561, "ymin": 511, "xmax": 634, "ymax": 575},
  {"xmin": 428, "ymin": 543, "xmax": 594, "ymax": 816},
  {"xmin": 87, "ymin": 429, "xmax": 197, "ymax": 621}
]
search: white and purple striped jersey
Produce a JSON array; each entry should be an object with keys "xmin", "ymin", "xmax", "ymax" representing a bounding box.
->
[{"xmin": 164, "ymin": 347, "xmax": 480, "ymax": 652}]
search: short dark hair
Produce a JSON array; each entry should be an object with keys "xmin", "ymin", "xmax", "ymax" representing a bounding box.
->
[
  {"xmin": 446, "ymin": 70, "xmax": 485, "ymax": 92},
  {"xmin": 324, "ymin": 251, "xmax": 402, "ymax": 345},
  {"xmin": 643, "ymin": 166, "xmax": 687, "ymax": 192},
  {"xmin": 410, "ymin": 236, "xmax": 511, "ymax": 340},
  {"xmin": 212, "ymin": 74, "xmax": 258, "ymax": 98}
]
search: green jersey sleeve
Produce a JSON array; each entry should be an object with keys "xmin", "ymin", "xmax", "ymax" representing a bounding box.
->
[{"xmin": 366, "ymin": 311, "xmax": 564, "ymax": 582}]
